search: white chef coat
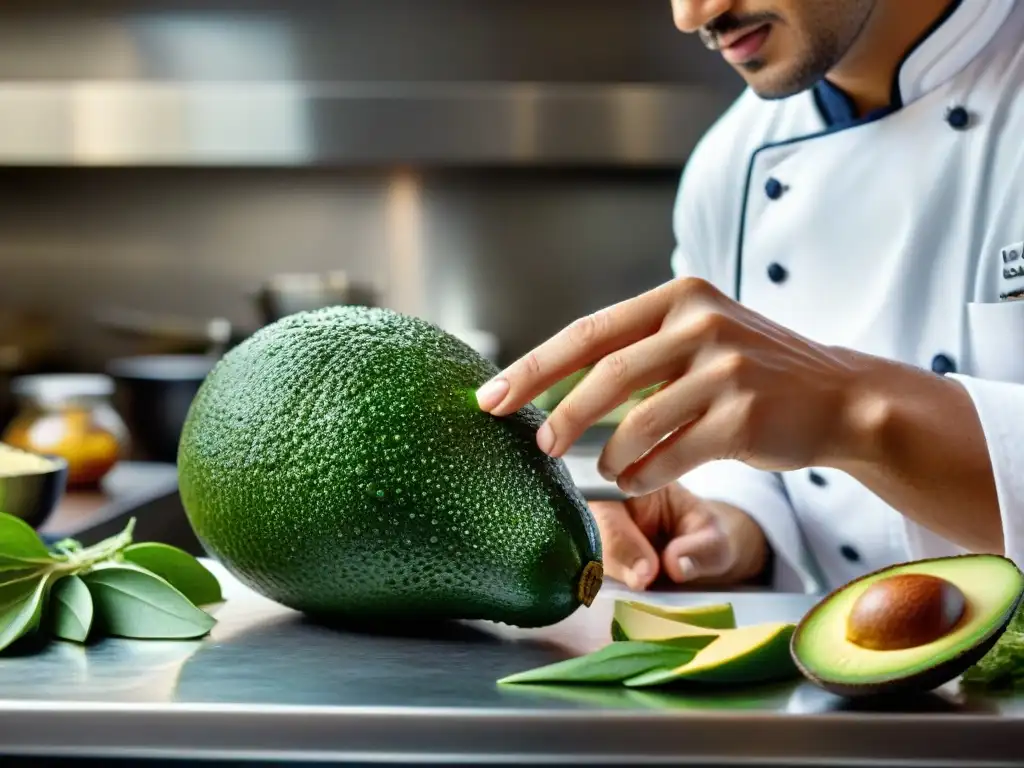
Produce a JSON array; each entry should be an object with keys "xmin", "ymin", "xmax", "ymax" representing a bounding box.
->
[{"xmin": 670, "ymin": 0, "xmax": 1024, "ymax": 594}]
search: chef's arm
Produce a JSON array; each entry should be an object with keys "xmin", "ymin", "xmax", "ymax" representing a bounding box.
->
[{"xmin": 831, "ymin": 358, "xmax": 1007, "ymax": 556}]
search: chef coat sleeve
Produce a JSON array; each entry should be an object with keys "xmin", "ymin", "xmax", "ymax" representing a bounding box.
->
[
  {"xmin": 899, "ymin": 373, "xmax": 1024, "ymax": 569},
  {"xmin": 668, "ymin": 161, "xmax": 822, "ymax": 593}
]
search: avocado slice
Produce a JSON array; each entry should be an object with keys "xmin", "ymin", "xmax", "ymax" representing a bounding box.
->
[
  {"xmin": 790, "ymin": 554, "xmax": 1024, "ymax": 697},
  {"xmin": 624, "ymin": 622, "xmax": 798, "ymax": 687},
  {"xmin": 612, "ymin": 600, "xmax": 736, "ymax": 641},
  {"xmin": 615, "ymin": 600, "xmax": 737, "ymax": 629}
]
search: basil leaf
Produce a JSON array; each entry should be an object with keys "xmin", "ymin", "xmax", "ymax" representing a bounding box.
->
[
  {"xmin": 0, "ymin": 513, "xmax": 58, "ymax": 571},
  {"xmin": 497, "ymin": 637, "xmax": 715, "ymax": 685},
  {"xmin": 83, "ymin": 564, "xmax": 216, "ymax": 640},
  {"xmin": 0, "ymin": 572, "xmax": 51, "ymax": 653},
  {"xmin": 121, "ymin": 543, "xmax": 223, "ymax": 606},
  {"xmin": 50, "ymin": 575, "xmax": 93, "ymax": 643}
]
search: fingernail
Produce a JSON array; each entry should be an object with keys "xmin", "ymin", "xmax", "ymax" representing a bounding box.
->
[
  {"xmin": 536, "ymin": 421, "xmax": 555, "ymax": 454},
  {"xmin": 626, "ymin": 560, "xmax": 650, "ymax": 590},
  {"xmin": 678, "ymin": 556, "xmax": 698, "ymax": 582},
  {"xmin": 475, "ymin": 378, "xmax": 509, "ymax": 411},
  {"xmin": 596, "ymin": 458, "xmax": 617, "ymax": 483},
  {"xmin": 618, "ymin": 478, "xmax": 643, "ymax": 498}
]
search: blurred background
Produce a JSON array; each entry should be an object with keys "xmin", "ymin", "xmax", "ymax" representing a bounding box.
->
[{"xmin": 0, "ymin": 0, "xmax": 743, "ymax": 547}]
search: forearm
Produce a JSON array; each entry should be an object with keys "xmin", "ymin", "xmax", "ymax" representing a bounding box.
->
[{"xmin": 828, "ymin": 352, "xmax": 1003, "ymax": 554}]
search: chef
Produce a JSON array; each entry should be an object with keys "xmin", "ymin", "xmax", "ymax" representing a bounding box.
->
[{"xmin": 475, "ymin": 0, "xmax": 1024, "ymax": 595}]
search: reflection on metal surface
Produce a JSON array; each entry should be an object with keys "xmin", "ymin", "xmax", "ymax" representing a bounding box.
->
[
  {"xmin": 0, "ymin": 82, "xmax": 733, "ymax": 166},
  {"xmin": 0, "ymin": 562, "xmax": 1022, "ymax": 764}
]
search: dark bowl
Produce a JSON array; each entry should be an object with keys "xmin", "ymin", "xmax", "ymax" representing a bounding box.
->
[{"xmin": 0, "ymin": 454, "xmax": 69, "ymax": 529}]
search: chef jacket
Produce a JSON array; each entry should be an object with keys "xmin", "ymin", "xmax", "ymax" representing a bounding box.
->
[{"xmin": 670, "ymin": 0, "xmax": 1024, "ymax": 593}]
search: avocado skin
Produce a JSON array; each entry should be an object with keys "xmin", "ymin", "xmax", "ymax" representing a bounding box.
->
[
  {"xmin": 177, "ymin": 306, "xmax": 602, "ymax": 629},
  {"xmin": 790, "ymin": 555, "xmax": 1024, "ymax": 698}
]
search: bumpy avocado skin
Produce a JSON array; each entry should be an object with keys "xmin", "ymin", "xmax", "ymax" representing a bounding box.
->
[
  {"xmin": 790, "ymin": 555, "xmax": 1024, "ymax": 698},
  {"xmin": 177, "ymin": 306, "xmax": 602, "ymax": 628}
]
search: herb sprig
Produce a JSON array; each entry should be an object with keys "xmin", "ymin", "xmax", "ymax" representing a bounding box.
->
[{"xmin": 0, "ymin": 511, "xmax": 223, "ymax": 654}]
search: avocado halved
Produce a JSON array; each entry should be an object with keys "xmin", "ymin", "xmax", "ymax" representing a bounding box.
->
[{"xmin": 790, "ymin": 554, "xmax": 1024, "ymax": 698}]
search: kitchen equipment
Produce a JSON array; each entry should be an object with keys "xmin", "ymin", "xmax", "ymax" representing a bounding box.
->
[
  {"xmin": 94, "ymin": 306, "xmax": 239, "ymax": 357},
  {"xmin": 0, "ymin": 446, "xmax": 69, "ymax": 529},
  {"xmin": 106, "ymin": 354, "xmax": 218, "ymax": 464},
  {"xmin": 2, "ymin": 374, "xmax": 128, "ymax": 489},
  {"xmin": 253, "ymin": 271, "xmax": 379, "ymax": 324}
]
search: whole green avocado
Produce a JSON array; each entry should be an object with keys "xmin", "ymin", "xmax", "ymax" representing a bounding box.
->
[{"xmin": 177, "ymin": 305, "xmax": 603, "ymax": 628}]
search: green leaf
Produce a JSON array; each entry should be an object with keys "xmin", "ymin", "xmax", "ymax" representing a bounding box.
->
[
  {"xmin": 83, "ymin": 564, "xmax": 216, "ymax": 640},
  {"xmin": 120, "ymin": 543, "xmax": 223, "ymax": 606},
  {"xmin": 497, "ymin": 637, "xmax": 715, "ymax": 685},
  {"xmin": 0, "ymin": 513, "xmax": 58, "ymax": 571},
  {"xmin": 50, "ymin": 575, "xmax": 93, "ymax": 643},
  {"xmin": 0, "ymin": 571, "xmax": 52, "ymax": 653}
]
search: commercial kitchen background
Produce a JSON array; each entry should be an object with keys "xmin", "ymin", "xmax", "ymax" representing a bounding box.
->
[{"xmin": 0, "ymin": 0, "xmax": 744, "ymax": 432}]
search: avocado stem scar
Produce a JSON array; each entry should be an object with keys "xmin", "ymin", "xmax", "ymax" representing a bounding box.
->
[{"xmin": 578, "ymin": 561, "xmax": 604, "ymax": 607}]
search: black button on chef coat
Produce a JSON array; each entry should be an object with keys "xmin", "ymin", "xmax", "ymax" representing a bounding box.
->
[
  {"xmin": 767, "ymin": 263, "xmax": 788, "ymax": 283},
  {"xmin": 946, "ymin": 106, "xmax": 970, "ymax": 130},
  {"xmin": 764, "ymin": 178, "xmax": 784, "ymax": 200},
  {"xmin": 931, "ymin": 354, "xmax": 957, "ymax": 375},
  {"xmin": 840, "ymin": 545, "xmax": 861, "ymax": 563}
]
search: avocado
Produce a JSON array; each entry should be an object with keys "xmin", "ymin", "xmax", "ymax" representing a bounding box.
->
[
  {"xmin": 612, "ymin": 599, "xmax": 797, "ymax": 686},
  {"xmin": 623, "ymin": 622, "xmax": 798, "ymax": 687},
  {"xmin": 612, "ymin": 600, "xmax": 736, "ymax": 641},
  {"xmin": 177, "ymin": 305, "xmax": 603, "ymax": 628},
  {"xmin": 790, "ymin": 555, "xmax": 1024, "ymax": 697}
]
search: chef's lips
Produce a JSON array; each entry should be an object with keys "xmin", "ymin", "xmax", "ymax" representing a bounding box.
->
[{"xmin": 698, "ymin": 11, "xmax": 782, "ymax": 51}]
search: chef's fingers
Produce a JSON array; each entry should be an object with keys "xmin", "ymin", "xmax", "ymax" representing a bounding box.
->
[
  {"xmin": 534, "ymin": 336, "xmax": 696, "ymax": 459},
  {"xmin": 476, "ymin": 284, "xmax": 678, "ymax": 417},
  {"xmin": 588, "ymin": 500, "xmax": 661, "ymax": 590},
  {"xmin": 661, "ymin": 526, "xmax": 733, "ymax": 583},
  {"xmin": 617, "ymin": 399, "xmax": 736, "ymax": 498},
  {"xmin": 596, "ymin": 357, "xmax": 728, "ymax": 482}
]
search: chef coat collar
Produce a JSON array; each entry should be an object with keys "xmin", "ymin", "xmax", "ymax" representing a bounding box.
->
[{"xmin": 813, "ymin": 0, "xmax": 1012, "ymax": 128}]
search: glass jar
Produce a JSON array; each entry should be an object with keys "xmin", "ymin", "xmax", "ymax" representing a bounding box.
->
[{"xmin": 2, "ymin": 374, "xmax": 129, "ymax": 488}]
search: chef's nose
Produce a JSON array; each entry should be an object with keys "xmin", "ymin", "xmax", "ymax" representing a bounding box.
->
[{"xmin": 671, "ymin": 0, "xmax": 734, "ymax": 33}]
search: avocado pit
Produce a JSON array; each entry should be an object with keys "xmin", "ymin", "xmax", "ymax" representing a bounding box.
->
[{"xmin": 846, "ymin": 573, "xmax": 966, "ymax": 651}]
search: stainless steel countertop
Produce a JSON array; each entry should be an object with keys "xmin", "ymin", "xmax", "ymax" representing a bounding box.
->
[{"xmin": 0, "ymin": 560, "xmax": 1022, "ymax": 766}]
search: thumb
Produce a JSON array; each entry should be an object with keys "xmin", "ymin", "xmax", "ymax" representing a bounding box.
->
[
  {"xmin": 661, "ymin": 526, "xmax": 733, "ymax": 584},
  {"xmin": 588, "ymin": 501, "xmax": 660, "ymax": 591}
]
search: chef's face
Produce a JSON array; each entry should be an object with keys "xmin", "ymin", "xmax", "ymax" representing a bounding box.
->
[{"xmin": 672, "ymin": 0, "xmax": 877, "ymax": 98}]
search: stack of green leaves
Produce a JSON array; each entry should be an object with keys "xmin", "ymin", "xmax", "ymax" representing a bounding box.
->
[
  {"xmin": 0, "ymin": 511, "xmax": 223, "ymax": 654},
  {"xmin": 962, "ymin": 603, "xmax": 1024, "ymax": 690}
]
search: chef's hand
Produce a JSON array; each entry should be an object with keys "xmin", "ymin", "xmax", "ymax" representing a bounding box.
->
[
  {"xmin": 475, "ymin": 276, "xmax": 866, "ymax": 496},
  {"xmin": 592, "ymin": 481, "xmax": 770, "ymax": 590}
]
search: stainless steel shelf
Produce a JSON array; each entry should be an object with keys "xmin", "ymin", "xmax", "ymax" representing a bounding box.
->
[{"xmin": 0, "ymin": 81, "xmax": 734, "ymax": 167}]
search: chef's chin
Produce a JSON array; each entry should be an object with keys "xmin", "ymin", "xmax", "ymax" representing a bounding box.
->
[{"xmin": 736, "ymin": 52, "xmax": 834, "ymax": 101}]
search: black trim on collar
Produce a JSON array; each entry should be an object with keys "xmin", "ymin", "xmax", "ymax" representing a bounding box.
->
[{"xmin": 812, "ymin": 0, "xmax": 965, "ymax": 128}]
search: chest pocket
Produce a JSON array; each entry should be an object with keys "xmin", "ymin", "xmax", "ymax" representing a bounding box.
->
[{"xmin": 966, "ymin": 299, "xmax": 1024, "ymax": 383}]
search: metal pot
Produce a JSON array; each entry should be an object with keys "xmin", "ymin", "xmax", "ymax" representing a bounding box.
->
[
  {"xmin": 106, "ymin": 354, "xmax": 219, "ymax": 464},
  {"xmin": 94, "ymin": 306, "xmax": 241, "ymax": 357},
  {"xmin": 253, "ymin": 271, "xmax": 379, "ymax": 324}
]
